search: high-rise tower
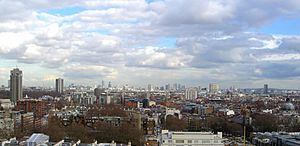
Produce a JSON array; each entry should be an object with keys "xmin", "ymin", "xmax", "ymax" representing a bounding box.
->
[
  {"xmin": 10, "ymin": 68, "xmax": 23, "ymax": 104},
  {"xmin": 55, "ymin": 78, "xmax": 64, "ymax": 94},
  {"xmin": 263, "ymin": 84, "xmax": 268, "ymax": 94},
  {"xmin": 209, "ymin": 83, "xmax": 220, "ymax": 94}
]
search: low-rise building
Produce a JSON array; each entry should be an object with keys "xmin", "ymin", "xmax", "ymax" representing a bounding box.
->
[
  {"xmin": 160, "ymin": 130, "xmax": 224, "ymax": 146},
  {"xmin": 252, "ymin": 132, "xmax": 300, "ymax": 146}
]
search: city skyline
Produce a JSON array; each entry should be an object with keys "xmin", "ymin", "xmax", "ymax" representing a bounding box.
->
[{"xmin": 1, "ymin": 0, "xmax": 300, "ymax": 88}]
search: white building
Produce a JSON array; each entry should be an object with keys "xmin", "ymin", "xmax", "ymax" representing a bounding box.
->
[
  {"xmin": 209, "ymin": 83, "xmax": 220, "ymax": 94},
  {"xmin": 165, "ymin": 108, "xmax": 181, "ymax": 119},
  {"xmin": 160, "ymin": 130, "xmax": 224, "ymax": 146},
  {"xmin": 0, "ymin": 99, "xmax": 14, "ymax": 109},
  {"xmin": 148, "ymin": 84, "xmax": 153, "ymax": 92},
  {"xmin": 185, "ymin": 87, "xmax": 198, "ymax": 100},
  {"xmin": 79, "ymin": 95, "xmax": 97, "ymax": 105}
]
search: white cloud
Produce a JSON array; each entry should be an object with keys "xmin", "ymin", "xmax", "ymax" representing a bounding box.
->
[
  {"xmin": 260, "ymin": 54, "xmax": 300, "ymax": 61},
  {"xmin": 0, "ymin": 0, "xmax": 300, "ymax": 88}
]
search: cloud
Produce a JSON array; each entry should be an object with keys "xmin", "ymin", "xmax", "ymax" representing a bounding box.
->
[
  {"xmin": 279, "ymin": 36, "xmax": 300, "ymax": 51},
  {"xmin": 62, "ymin": 64, "xmax": 118, "ymax": 80},
  {"xmin": 254, "ymin": 62, "xmax": 300, "ymax": 79},
  {"xmin": 126, "ymin": 47, "xmax": 193, "ymax": 69},
  {"xmin": 0, "ymin": 0, "xmax": 300, "ymax": 88}
]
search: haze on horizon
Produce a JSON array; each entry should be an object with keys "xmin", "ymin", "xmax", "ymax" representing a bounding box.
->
[{"xmin": 0, "ymin": 0, "xmax": 300, "ymax": 89}]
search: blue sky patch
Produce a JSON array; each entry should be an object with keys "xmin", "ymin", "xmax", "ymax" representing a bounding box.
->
[
  {"xmin": 47, "ymin": 6, "xmax": 85, "ymax": 16},
  {"xmin": 157, "ymin": 37, "xmax": 176, "ymax": 48},
  {"xmin": 258, "ymin": 17, "xmax": 300, "ymax": 35}
]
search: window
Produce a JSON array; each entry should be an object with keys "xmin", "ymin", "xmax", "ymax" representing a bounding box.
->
[
  {"xmin": 202, "ymin": 140, "xmax": 211, "ymax": 143},
  {"xmin": 187, "ymin": 140, "xmax": 192, "ymax": 143},
  {"xmin": 175, "ymin": 140, "xmax": 184, "ymax": 143}
]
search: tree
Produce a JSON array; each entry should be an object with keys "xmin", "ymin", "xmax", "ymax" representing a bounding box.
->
[
  {"xmin": 99, "ymin": 104, "xmax": 127, "ymax": 117},
  {"xmin": 44, "ymin": 116, "xmax": 65, "ymax": 142},
  {"xmin": 252, "ymin": 113, "xmax": 278, "ymax": 132},
  {"xmin": 165, "ymin": 115, "xmax": 187, "ymax": 131},
  {"xmin": 65, "ymin": 122, "xmax": 92, "ymax": 143},
  {"xmin": 93, "ymin": 121, "xmax": 143, "ymax": 146}
]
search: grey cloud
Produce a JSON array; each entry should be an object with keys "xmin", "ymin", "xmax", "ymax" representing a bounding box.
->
[
  {"xmin": 279, "ymin": 37, "xmax": 300, "ymax": 51},
  {"xmin": 154, "ymin": 0, "xmax": 300, "ymax": 31},
  {"xmin": 175, "ymin": 33, "xmax": 269, "ymax": 68},
  {"xmin": 62, "ymin": 65, "xmax": 117, "ymax": 79},
  {"xmin": 254, "ymin": 62, "xmax": 300, "ymax": 79}
]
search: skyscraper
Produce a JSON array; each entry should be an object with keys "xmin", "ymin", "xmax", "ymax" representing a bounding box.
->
[
  {"xmin": 108, "ymin": 81, "xmax": 112, "ymax": 88},
  {"xmin": 263, "ymin": 84, "xmax": 268, "ymax": 94},
  {"xmin": 209, "ymin": 83, "xmax": 220, "ymax": 94},
  {"xmin": 148, "ymin": 84, "xmax": 153, "ymax": 92},
  {"xmin": 101, "ymin": 80, "xmax": 105, "ymax": 88},
  {"xmin": 55, "ymin": 78, "xmax": 64, "ymax": 94},
  {"xmin": 10, "ymin": 68, "xmax": 23, "ymax": 104},
  {"xmin": 185, "ymin": 87, "xmax": 198, "ymax": 100}
]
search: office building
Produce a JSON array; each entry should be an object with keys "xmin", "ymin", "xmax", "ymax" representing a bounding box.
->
[
  {"xmin": 101, "ymin": 80, "xmax": 105, "ymax": 88},
  {"xmin": 165, "ymin": 84, "xmax": 170, "ymax": 91},
  {"xmin": 108, "ymin": 81, "xmax": 112, "ymax": 88},
  {"xmin": 55, "ymin": 78, "xmax": 64, "ymax": 94},
  {"xmin": 252, "ymin": 132, "xmax": 300, "ymax": 146},
  {"xmin": 148, "ymin": 84, "xmax": 153, "ymax": 92},
  {"xmin": 185, "ymin": 87, "xmax": 198, "ymax": 100},
  {"xmin": 161, "ymin": 130, "xmax": 224, "ymax": 146},
  {"xmin": 209, "ymin": 83, "xmax": 220, "ymax": 94},
  {"xmin": 10, "ymin": 68, "xmax": 23, "ymax": 104},
  {"xmin": 263, "ymin": 84, "xmax": 268, "ymax": 94}
]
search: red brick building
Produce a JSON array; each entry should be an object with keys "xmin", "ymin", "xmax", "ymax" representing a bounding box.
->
[{"xmin": 16, "ymin": 99, "xmax": 48, "ymax": 118}]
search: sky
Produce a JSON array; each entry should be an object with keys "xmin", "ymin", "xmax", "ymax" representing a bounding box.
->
[{"xmin": 0, "ymin": 0, "xmax": 300, "ymax": 89}]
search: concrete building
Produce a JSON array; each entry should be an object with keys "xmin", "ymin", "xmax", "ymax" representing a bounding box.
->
[
  {"xmin": 26, "ymin": 133, "xmax": 49, "ymax": 146},
  {"xmin": 94, "ymin": 88, "xmax": 111, "ymax": 105},
  {"xmin": 165, "ymin": 108, "xmax": 181, "ymax": 119},
  {"xmin": 79, "ymin": 95, "xmax": 97, "ymax": 105},
  {"xmin": 160, "ymin": 130, "xmax": 224, "ymax": 146},
  {"xmin": 0, "ymin": 99, "xmax": 14, "ymax": 109},
  {"xmin": 14, "ymin": 112, "xmax": 42, "ymax": 134},
  {"xmin": 264, "ymin": 84, "xmax": 268, "ymax": 94},
  {"xmin": 252, "ymin": 132, "xmax": 300, "ymax": 146},
  {"xmin": 55, "ymin": 78, "xmax": 64, "ymax": 94},
  {"xmin": 10, "ymin": 68, "xmax": 23, "ymax": 105},
  {"xmin": 148, "ymin": 84, "xmax": 153, "ymax": 92},
  {"xmin": 209, "ymin": 83, "xmax": 220, "ymax": 94},
  {"xmin": 185, "ymin": 87, "xmax": 198, "ymax": 100}
]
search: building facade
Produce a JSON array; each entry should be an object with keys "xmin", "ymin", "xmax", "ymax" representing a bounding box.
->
[
  {"xmin": 263, "ymin": 84, "xmax": 268, "ymax": 94},
  {"xmin": 16, "ymin": 99, "xmax": 48, "ymax": 118},
  {"xmin": 209, "ymin": 83, "xmax": 220, "ymax": 94},
  {"xmin": 161, "ymin": 130, "xmax": 224, "ymax": 146},
  {"xmin": 10, "ymin": 68, "xmax": 23, "ymax": 105},
  {"xmin": 55, "ymin": 78, "xmax": 64, "ymax": 94},
  {"xmin": 185, "ymin": 88, "xmax": 198, "ymax": 100}
]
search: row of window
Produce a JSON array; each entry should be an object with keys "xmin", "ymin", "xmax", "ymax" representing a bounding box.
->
[{"xmin": 163, "ymin": 139, "xmax": 220, "ymax": 144}]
